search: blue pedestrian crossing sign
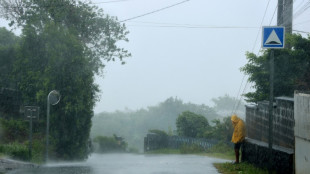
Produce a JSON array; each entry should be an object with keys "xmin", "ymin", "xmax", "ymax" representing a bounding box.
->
[{"xmin": 262, "ymin": 26, "xmax": 285, "ymax": 49}]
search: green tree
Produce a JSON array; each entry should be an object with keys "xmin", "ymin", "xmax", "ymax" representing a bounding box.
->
[
  {"xmin": 176, "ymin": 111, "xmax": 210, "ymax": 138},
  {"xmin": 241, "ymin": 34, "xmax": 310, "ymax": 103},
  {"xmin": 0, "ymin": 0, "xmax": 130, "ymax": 160},
  {"xmin": 204, "ymin": 116, "xmax": 233, "ymax": 142},
  {"xmin": 0, "ymin": 0, "xmax": 130, "ymax": 67},
  {"xmin": 0, "ymin": 27, "xmax": 19, "ymax": 88},
  {"xmin": 93, "ymin": 135, "xmax": 127, "ymax": 153}
]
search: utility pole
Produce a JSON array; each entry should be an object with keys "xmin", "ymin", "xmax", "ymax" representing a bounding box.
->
[
  {"xmin": 277, "ymin": 0, "xmax": 284, "ymax": 27},
  {"xmin": 278, "ymin": 0, "xmax": 293, "ymax": 35}
]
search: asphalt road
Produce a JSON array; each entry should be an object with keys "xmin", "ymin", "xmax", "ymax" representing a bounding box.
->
[{"xmin": 8, "ymin": 153, "xmax": 229, "ymax": 174}]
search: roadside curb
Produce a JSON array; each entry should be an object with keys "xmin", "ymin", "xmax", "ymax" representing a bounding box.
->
[{"xmin": 0, "ymin": 158, "xmax": 39, "ymax": 173}]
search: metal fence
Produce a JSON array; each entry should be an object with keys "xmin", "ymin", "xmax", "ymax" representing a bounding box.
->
[{"xmin": 144, "ymin": 133, "xmax": 219, "ymax": 152}]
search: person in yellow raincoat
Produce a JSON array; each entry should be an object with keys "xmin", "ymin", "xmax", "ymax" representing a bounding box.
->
[{"xmin": 231, "ymin": 114, "xmax": 246, "ymax": 164}]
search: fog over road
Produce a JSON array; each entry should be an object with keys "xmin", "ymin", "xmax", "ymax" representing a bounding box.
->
[{"xmin": 9, "ymin": 153, "xmax": 230, "ymax": 174}]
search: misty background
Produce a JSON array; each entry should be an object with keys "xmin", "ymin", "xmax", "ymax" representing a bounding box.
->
[
  {"xmin": 1, "ymin": 0, "xmax": 309, "ymax": 114},
  {"xmin": 91, "ymin": 0, "xmax": 310, "ymax": 113}
]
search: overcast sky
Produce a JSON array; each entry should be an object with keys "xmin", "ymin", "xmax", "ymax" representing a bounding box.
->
[{"xmin": 1, "ymin": 0, "xmax": 309, "ymax": 113}]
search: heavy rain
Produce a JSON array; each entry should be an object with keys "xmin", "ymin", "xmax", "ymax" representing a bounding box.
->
[{"xmin": 0, "ymin": 0, "xmax": 310, "ymax": 174}]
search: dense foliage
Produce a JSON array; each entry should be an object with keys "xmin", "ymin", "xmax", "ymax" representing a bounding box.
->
[
  {"xmin": 91, "ymin": 97, "xmax": 219, "ymax": 151},
  {"xmin": 176, "ymin": 111, "xmax": 210, "ymax": 138},
  {"xmin": 0, "ymin": 0, "xmax": 130, "ymax": 160},
  {"xmin": 148, "ymin": 129, "xmax": 169, "ymax": 149},
  {"xmin": 204, "ymin": 117, "xmax": 233, "ymax": 141},
  {"xmin": 93, "ymin": 135, "xmax": 127, "ymax": 153},
  {"xmin": 241, "ymin": 34, "xmax": 310, "ymax": 103},
  {"xmin": 0, "ymin": 118, "xmax": 28, "ymax": 143},
  {"xmin": 0, "ymin": 28, "xmax": 19, "ymax": 88}
]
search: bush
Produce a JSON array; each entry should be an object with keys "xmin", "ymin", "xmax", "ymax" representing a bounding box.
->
[
  {"xmin": 0, "ymin": 118, "xmax": 28, "ymax": 143},
  {"xmin": 148, "ymin": 129, "xmax": 169, "ymax": 148},
  {"xmin": 180, "ymin": 144, "xmax": 204, "ymax": 154},
  {"xmin": 30, "ymin": 139, "xmax": 45, "ymax": 163},
  {"xmin": 93, "ymin": 135, "xmax": 127, "ymax": 153},
  {"xmin": 0, "ymin": 142, "xmax": 30, "ymax": 160}
]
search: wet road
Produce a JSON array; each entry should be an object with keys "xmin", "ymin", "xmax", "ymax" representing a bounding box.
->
[{"xmin": 9, "ymin": 153, "xmax": 229, "ymax": 174}]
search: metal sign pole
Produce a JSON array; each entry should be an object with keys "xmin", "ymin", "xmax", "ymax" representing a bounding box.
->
[
  {"xmin": 45, "ymin": 90, "xmax": 60, "ymax": 162},
  {"xmin": 268, "ymin": 49, "xmax": 274, "ymax": 173},
  {"xmin": 262, "ymin": 26, "xmax": 284, "ymax": 173},
  {"xmin": 29, "ymin": 110, "xmax": 33, "ymax": 159},
  {"xmin": 25, "ymin": 106, "xmax": 39, "ymax": 160},
  {"xmin": 46, "ymin": 97, "xmax": 50, "ymax": 162}
]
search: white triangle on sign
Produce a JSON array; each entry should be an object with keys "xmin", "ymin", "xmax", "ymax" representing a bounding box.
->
[{"xmin": 265, "ymin": 30, "xmax": 282, "ymax": 45}]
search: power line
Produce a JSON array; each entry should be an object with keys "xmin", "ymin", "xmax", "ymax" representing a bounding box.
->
[
  {"xmin": 231, "ymin": 0, "xmax": 272, "ymax": 116},
  {"xmin": 293, "ymin": 29, "xmax": 310, "ymax": 34},
  {"xmin": 269, "ymin": 3, "xmax": 278, "ymax": 25},
  {"xmin": 126, "ymin": 24, "xmax": 259, "ymax": 29},
  {"xmin": 294, "ymin": 19, "xmax": 310, "ymax": 26},
  {"xmin": 295, "ymin": 0, "xmax": 306, "ymax": 10},
  {"xmin": 119, "ymin": 0, "xmax": 190, "ymax": 22},
  {"xmin": 230, "ymin": 75, "xmax": 246, "ymax": 116},
  {"xmin": 251, "ymin": 0, "xmax": 271, "ymax": 53},
  {"xmin": 293, "ymin": 1, "xmax": 310, "ymax": 19}
]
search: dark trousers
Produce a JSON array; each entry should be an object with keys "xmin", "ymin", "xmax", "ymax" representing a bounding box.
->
[{"xmin": 234, "ymin": 142, "xmax": 244, "ymax": 163}]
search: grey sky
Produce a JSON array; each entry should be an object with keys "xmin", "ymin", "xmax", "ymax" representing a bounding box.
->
[{"xmin": 1, "ymin": 0, "xmax": 309, "ymax": 113}]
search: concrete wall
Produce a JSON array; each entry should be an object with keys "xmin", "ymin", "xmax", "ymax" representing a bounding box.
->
[
  {"xmin": 246, "ymin": 97, "xmax": 294, "ymax": 148},
  {"xmin": 294, "ymin": 92, "xmax": 310, "ymax": 174},
  {"xmin": 244, "ymin": 97, "xmax": 295, "ymax": 173},
  {"xmin": 242, "ymin": 138, "xmax": 294, "ymax": 174}
]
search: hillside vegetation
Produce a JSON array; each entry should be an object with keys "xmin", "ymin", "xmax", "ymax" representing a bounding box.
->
[{"xmin": 91, "ymin": 96, "xmax": 241, "ymax": 151}]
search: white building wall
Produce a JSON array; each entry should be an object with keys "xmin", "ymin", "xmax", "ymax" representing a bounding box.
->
[{"xmin": 294, "ymin": 92, "xmax": 310, "ymax": 174}]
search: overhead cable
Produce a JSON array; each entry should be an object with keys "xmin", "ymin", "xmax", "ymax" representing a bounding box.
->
[
  {"xmin": 251, "ymin": 0, "xmax": 271, "ymax": 53},
  {"xmin": 293, "ymin": 29, "xmax": 310, "ymax": 34},
  {"xmin": 294, "ymin": 19, "xmax": 310, "ymax": 26},
  {"xmin": 293, "ymin": 1, "xmax": 310, "ymax": 19},
  {"xmin": 126, "ymin": 24, "xmax": 258, "ymax": 29},
  {"xmin": 269, "ymin": 4, "xmax": 278, "ymax": 25},
  {"xmin": 119, "ymin": 0, "xmax": 190, "ymax": 22},
  {"xmin": 231, "ymin": 0, "xmax": 272, "ymax": 116}
]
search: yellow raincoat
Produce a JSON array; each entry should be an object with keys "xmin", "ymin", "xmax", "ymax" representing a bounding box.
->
[{"xmin": 231, "ymin": 114, "xmax": 246, "ymax": 144}]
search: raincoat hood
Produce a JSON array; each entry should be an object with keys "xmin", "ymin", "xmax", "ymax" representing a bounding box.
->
[
  {"xmin": 231, "ymin": 114, "xmax": 239, "ymax": 123},
  {"xmin": 231, "ymin": 114, "xmax": 240, "ymax": 127},
  {"xmin": 231, "ymin": 114, "xmax": 246, "ymax": 144}
]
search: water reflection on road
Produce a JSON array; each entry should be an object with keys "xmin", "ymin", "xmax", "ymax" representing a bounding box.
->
[{"xmin": 9, "ymin": 153, "xmax": 229, "ymax": 174}]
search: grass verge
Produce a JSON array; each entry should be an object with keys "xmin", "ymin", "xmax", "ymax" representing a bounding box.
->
[
  {"xmin": 201, "ymin": 142, "xmax": 235, "ymax": 160},
  {"xmin": 214, "ymin": 162, "xmax": 269, "ymax": 174},
  {"xmin": 145, "ymin": 142, "xmax": 235, "ymax": 160}
]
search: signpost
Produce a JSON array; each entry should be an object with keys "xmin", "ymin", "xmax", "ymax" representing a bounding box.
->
[
  {"xmin": 262, "ymin": 26, "xmax": 285, "ymax": 172},
  {"xmin": 25, "ymin": 106, "xmax": 39, "ymax": 159},
  {"xmin": 46, "ymin": 90, "xmax": 61, "ymax": 162}
]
